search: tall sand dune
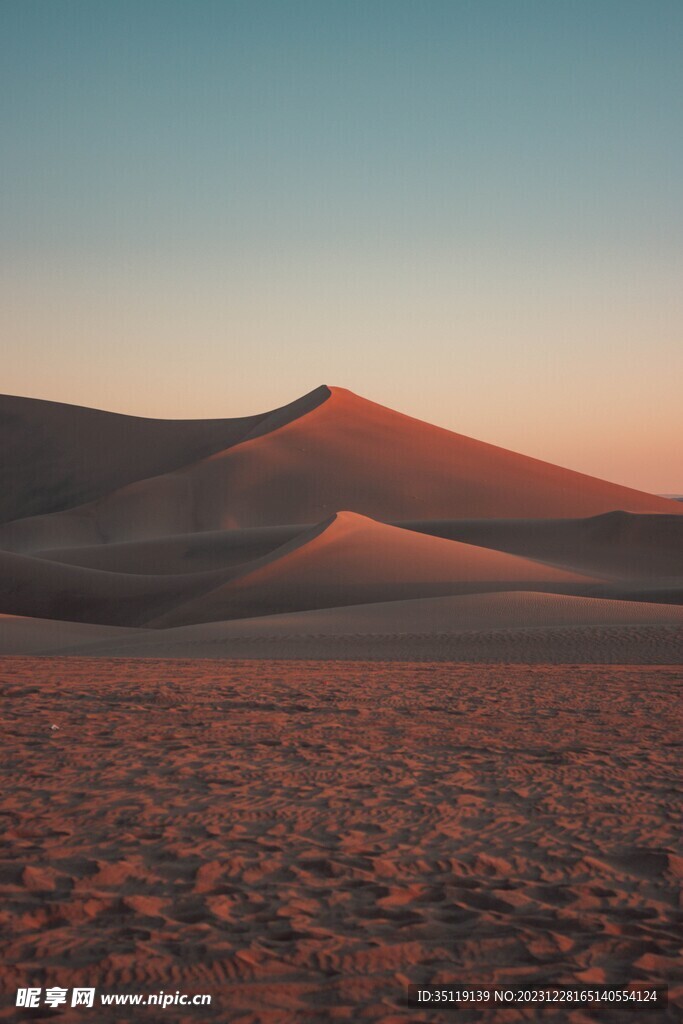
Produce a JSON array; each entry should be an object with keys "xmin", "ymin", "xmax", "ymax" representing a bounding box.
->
[
  {"xmin": 1, "ymin": 386, "xmax": 679, "ymax": 552},
  {"xmin": 0, "ymin": 386, "xmax": 328, "ymax": 525}
]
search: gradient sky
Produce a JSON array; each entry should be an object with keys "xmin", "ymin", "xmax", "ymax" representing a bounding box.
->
[{"xmin": 2, "ymin": 0, "xmax": 681, "ymax": 492}]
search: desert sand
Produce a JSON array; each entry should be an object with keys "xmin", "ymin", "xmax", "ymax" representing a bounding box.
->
[
  {"xmin": 148, "ymin": 513, "xmax": 594, "ymax": 629},
  {"xmin": 0, "ymin": 385, "xmax": 680, "ymax": 657},
  {"xmin": 0, "ymin": 387, "xmax": 681, "ymax": 1021},
  {"xmin": 0, "ymin": 660, "xmax": 680, "ymax": 1023},
  {"xmin": 33, "ymin": 593, "xmax": 680, "ymax": 664}
]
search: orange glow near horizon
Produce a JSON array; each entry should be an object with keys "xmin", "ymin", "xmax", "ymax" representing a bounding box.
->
[
  {"xmin": 3, "ymin": 2, "xmax": 681, "ymax": 496},
  {"xmin": 3, "ymin": 249, "xmax": 681, "ymax": 496}
]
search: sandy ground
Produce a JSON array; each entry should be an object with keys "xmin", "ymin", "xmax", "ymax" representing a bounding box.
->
[{"xmin": 0, "ymin": 658, "xmax": 680, "ymax": 1023}]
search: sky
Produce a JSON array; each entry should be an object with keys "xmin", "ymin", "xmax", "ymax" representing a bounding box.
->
[{"xmin": 1, "ymin": 0, "xmax": 681, "ymax": 493}]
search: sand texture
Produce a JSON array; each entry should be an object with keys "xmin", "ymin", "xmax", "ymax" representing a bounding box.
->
[
  {"xmin": 0, "ymin": 388, "xmax": 680, "ymax": 1022},
  {"xmin": 0, "ymin": 659, "xmax": 680, "ymax": 1023}
]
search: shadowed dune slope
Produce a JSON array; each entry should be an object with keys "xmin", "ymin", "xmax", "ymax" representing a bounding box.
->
[
  {"xmin": 399, "ymin": 511, "xmax": 683, "ymax": 581},
  {"xmin": 4, "ymin": 593, "xmax": 680, "ymax": 659},
  {"xmin": 1, "ymin": 386, "xmax": 679, "ymax": 552},
  {"xmin": 0, "ymin": 615, "xmax": 139, "ymax": 654},
  {"xmin": 35, "ymin": 525, "xmax": 305, "ymax": 575},
  {"xmin": 36, "ymin": 510, "xmax": 683, "ymax": 583},
  {"xmin": 0, "ymin": 386, "xmax": 329, "ymax": 526},
  {"xmin": 172, "ymin": 590, "xmax": 683, "ymax": 636},
  {"xmin": 149, "ymin": 512, "xmax": 595, "ymax": 627},
  {"xmin": 0, "ymin": 550, "xmax": 231, "ymax": 626}
]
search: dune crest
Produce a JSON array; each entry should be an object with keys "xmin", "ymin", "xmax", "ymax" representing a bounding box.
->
[
  {"xmin": 0, "ymin": 387, "xmax": 679, "ymax": 658},
  {"xmin": 149, "ymin": 511, "xmax": 594, "ymax": 627},
  {"xmin": 0, "ymin": 386, "xmax": 330, "ymax": 529},
  {"xmin": 1, "ymin": 385, "xmax": 680, "ymax": 553}
]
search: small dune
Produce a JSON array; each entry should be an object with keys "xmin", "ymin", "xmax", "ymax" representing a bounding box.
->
[{"xmin": 149, "ymin": 512, "xmax": 593, "ymax": 627}]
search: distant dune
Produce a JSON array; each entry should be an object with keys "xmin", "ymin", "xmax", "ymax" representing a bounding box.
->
[
  {"xmin": 0, "ymin": 386, "xmax": 680, "ymax": 661},
  {"xmin": 1, "ymin": 386, "xmax": 679, "ymax": 554},
  {"xmin": 400, "ymin": 511, "xmax": 683, "ymax": 580},
  {"xmin": 31, "ymin": 511, "xmax": 683, "ymax": 587},
  {"xmin": 0, "ymin": 387, "xmax": 329, "ymax": 524}
]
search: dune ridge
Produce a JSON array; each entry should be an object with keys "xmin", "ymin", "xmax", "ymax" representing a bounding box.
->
[
  {"xmin": 0, "ymin": 385, "xmax": 680, "ymax": 661},
  {"xmin": 1, "ymin": 386, "xmax": 679, "ymax": 554},
  {"xmin": 32, "ymin": 510, "xmax": 683, "ymax": 583},
  {"xmin": 148, "ymin": 512, "xmax": 595, "ymax": 627},
  {"xmin": 0, "ymin": 387, "xmax": 329, "ymax": 525}
]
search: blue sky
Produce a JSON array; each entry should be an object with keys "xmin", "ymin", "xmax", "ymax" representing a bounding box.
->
[{"xmin": 2, "ymin": 0, "xmax": 681, "ymax": 490}]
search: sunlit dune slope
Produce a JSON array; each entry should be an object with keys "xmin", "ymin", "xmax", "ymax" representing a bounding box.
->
[
  {"xmin": 149, "ymin": 511, "xmax": 594, "ymax": 627},
  {"xmin": 1, "ymin": 386, "xmax": 679, "ymax": 552},
  {"xmin": 35, "ymin": 510, "xmax": 683, "ymax": 583}
]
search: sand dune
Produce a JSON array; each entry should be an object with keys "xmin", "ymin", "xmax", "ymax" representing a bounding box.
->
[
  {"xmin": 1, "ymin": 592, "xmax": 680, "ymax": 661},
  {"xmin": 1, "ymin": 386, "xmax": 679, "ymax": 552},
  {"xmin": 149, "ymin": 512, "xmax": 595, "ymax": 628},
  {"xmin": 2, "ymin": 385, "xmax": 680, "ymax": 1020},
  {"xmin": 0, "ymin": 386, "xmax": 679, "ymax": 660},
  {"xmin": 0, "ymin": 515, "xmax": 597, "ymax": 630},
  {"xmin": 0, "ymin": 387, "xmax": 329, "ymax": 526},
  {"xmin": 147, "ymin": 590, "xmax": 683, "ymax": 637},
  {"xmin": 402, "ymin": 510, "xmax": 683, "ymax": 581},
  {"xmin": 36, "ymin": 524, "xmax": 304, "ymax": 575},
  {"xmin": 0, "ymin": 549, "xmax": 229, "ymax": 626},
  {"xmin": 36, "ymin": 511, "xmax": 683, "ymax": 597}
]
